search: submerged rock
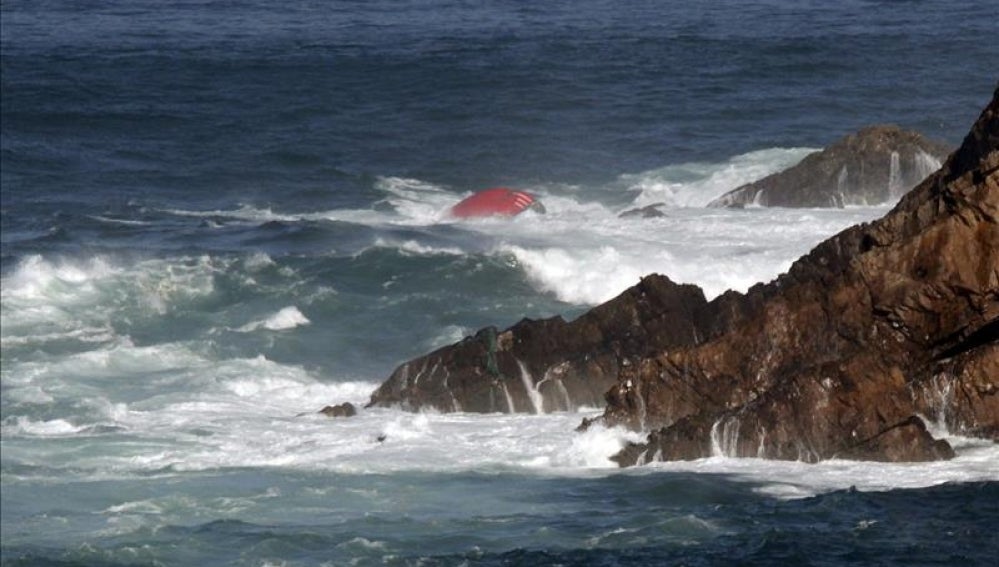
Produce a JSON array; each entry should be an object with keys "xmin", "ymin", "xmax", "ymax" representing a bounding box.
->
[
  {"xmin": 319, "ymin": 402, "xmax": 357, "ymax": 418},
  {"xmin": 619, "ymin": 203, "xmax": 668, "ymax": 218},
  {"xmin": 708, "ymin": 125, "xmax": 951, "ymax": 208},
  {"xmin": 603, "ymin": 88, "xmax": 999, "ymax": 464}
]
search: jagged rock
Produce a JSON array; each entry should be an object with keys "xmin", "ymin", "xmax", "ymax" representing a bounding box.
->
[
  {"xmin": 319, "ymin": 402, "xmax": 357, "ymax": 418},
  {"xmin": 601, "ymin": 88, "xmax": 999, "ymax": 465},
  {"xmin": 366, "ymin": 274, "xmax": 715, "ymax": 413},
  {"xmin": 708, "ymin": 125, "xmax": 952, "ymax": 208}
]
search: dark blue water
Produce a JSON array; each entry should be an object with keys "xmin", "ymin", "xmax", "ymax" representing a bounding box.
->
[
  {"xmin": 3, "ymin": 1, "xmax": 998, "ymax": 566},
  {"xmin": 4, "ymin": 472, "xmax": 998, "ymax": 567},
  {"xmin": 4, "ymin": 0, "xmax": 995, "ymax": 217}
]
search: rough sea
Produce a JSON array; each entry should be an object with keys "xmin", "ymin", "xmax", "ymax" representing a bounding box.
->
[{"xmin": 2, "ymin": 1, "xmax": 998, "ymax": 565}]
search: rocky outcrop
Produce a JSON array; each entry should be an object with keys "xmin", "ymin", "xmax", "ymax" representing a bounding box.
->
[
  {"xmin": 708, "ymin": 125, "xmax": 951, "ymax": 208},
  {"xmin": 367, "ymin": 275, "xmax": 720, "ymax": 413},
  {"xmin": 354, "ymin": 90, "xmax": 998, "ymax": 465},
  {"xmin": 602, "ymin": 89, "xmax": 999, "ymax": 464}
]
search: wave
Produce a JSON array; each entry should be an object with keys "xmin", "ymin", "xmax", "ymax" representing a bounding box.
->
[
  {"xmin": 2, "ymin": 416, "xmax": 87, "ymax": 437},
  {"xmin": 87, "ymin": 215, "xmax": 154, "ymax": 226},
  {"xmin": 637, "ymin": 436, "xmax": 999, "ymax": 499},
  {"xmin": 0, "ymin": 254, "xmax": 218, "ymax": 346},
  {"xmin": 4, "ymin": 149, "xmax": 892, "ymax": 318},
  {"xmin": 236, "ymin": 306, "xmax": 311, "ymax": 332},
  {"xmin": 156, "ymin": 147, "xmax": 819, "ymax": 226},
  {"xmin": 370, "ymin": 236, "xmax": 465, "ymax": 256},
  {"xmin": 5, "ymin": 377, "xmax": 996, "ymax": 497},
  {"xmin": 1, "ymin": 254, "xmax": 122, "ymax": 302}
]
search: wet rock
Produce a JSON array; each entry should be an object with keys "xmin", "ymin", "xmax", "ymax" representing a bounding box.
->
[
  {"xmin": 619, "ymin": 203, "xmax": 668, "ymax": 218},
  {"xmin": 708, "ymin": 125, "xmax": 952, "ymax": 208},
  {"xmin": 319, "ymin": 402, "xmax": 357, "ymax": 418},
  {"xmin": 604, "ymin": 88, "xmax": 999, "ymax": 464},
  {"xmin": 366, "ymin": 274, "xmax": 715, "ymax": 413}
]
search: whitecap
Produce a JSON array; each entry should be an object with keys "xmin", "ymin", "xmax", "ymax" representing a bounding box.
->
[
  {"xmin": 371, "ymin": 237, "xmax": 464, "ymax": 256},
  {"xmin": 236, "ymin": 306, "xmax": 310, "ymax": 332}
]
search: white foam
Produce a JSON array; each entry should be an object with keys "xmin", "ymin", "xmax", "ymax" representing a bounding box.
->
[
  {"xmin": 1, "ymin": 255, "xmax": 120, "ymax": 303},
  {"xmin": 3, "ymin": 337, "xmax": 995, "ymax": 495},
  {"xmin": 2, "ymin": 255, "xmax": 219, "ymax": 324},
  {"xmin": 1, "ymin": 255, "xmax": 234, "ymax": 349},
  {"xmin": 162, "ymin": 177, "xmax": 463, "ymax": 229},
  {"xmin": 163, "ymin": 203, "xmax": 300, "ymax": 223},
  {"xmin": 88, "ymin": 215, "xmax": 152, "ymax": 226},
  {"xmin": 237, "ymin": 306, "xmax": 311, "ymax": 332},
  {"xmin": 371, "ymin": 237, "xmax": 464, "ymax": 256},
  {"xmin": 637, "ymin": 436, "xmax": 999, "ymax": 499},
  {"xmin": 372, "ymin": 176, "xmax": 460, "ymax": 223},
  {"xmin": 500, "ymin": 244, "xmax": 648, "ymax": 305},
  {"xmin": 243, "ymin": 251, "xmax": 276, "ymax": 271},
  {"xmin": 0, "ymin": 325, "xmax": 117, "ymax": 348},
  {"xmin": 482, "ymin": 204, "xmax": 884, "ymax": 304},
  {"xmin": 395, "ymin": 148, "xmax": 881, "ymax": 304},
  {"xmin": 2, "ymin": 416, "xmax": 86, "ymax": 437},
  {"xmin": 555, "ymin": 422, "xmax": 649, "ymax": 468},
  {"xmin": 13, "ymin": 383, "xmax": 994, "ymax": 499}
]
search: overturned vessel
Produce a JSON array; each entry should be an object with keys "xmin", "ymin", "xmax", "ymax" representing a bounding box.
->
[{"xmin": 450, "ymin": 187, "xmax": 545, "ymax": 218}]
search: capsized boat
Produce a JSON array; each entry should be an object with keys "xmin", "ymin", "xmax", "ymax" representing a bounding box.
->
[{"xmin": 450, "ymin": 187, "xmax": 545, "ymax": 218}]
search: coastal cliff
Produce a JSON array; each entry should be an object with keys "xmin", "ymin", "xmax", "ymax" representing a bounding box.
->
[{"xmin": 361, "ymin": 89, "xmax": 998, "ymax": 464}]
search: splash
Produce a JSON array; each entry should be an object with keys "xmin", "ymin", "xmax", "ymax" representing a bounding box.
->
[
  {"xmin": 710, "ymin": 416, "xmax": 741, "ymax": 458},
  {"xmin": 236, "ymin": 306, "xmax": 311, "ymax": 332},
  {"xmin": 888, "ymin": 151, "xmax": 904, "ymax": 199}
]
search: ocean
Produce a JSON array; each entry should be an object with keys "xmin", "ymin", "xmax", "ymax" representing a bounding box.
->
[{"xmin": 2, "ymin": 1, "xmax": 998, "ymax": 565}]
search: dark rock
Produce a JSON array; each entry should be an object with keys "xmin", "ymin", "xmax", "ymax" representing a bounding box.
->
[
  {"xmin": 602, "ymin": 88, "xmax": 999, "ymax": 465},
  {"xmin": 319, "ymin": 402, "xmax": 357, "ymax": 418},
  {"xmin": 619, "ymin": 203, "xmax": 668, "ymax": 218},
  {"xmin": 708, "ymin": 125, "xmax": 952, "ymax": 208},
  {"xmin": 366, "ymin": 274, "xmax": 715, "ymax": 413}
]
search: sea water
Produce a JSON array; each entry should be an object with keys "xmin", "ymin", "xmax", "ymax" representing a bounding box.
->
[{"xmin": 2, "ymin": 1, "xmax": 998, "ymax": 565}]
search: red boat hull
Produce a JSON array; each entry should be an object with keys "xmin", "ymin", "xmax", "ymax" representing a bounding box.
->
[{"xmin": 450, "ymin": 188, "xmax": 541, "ymax": 218}]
